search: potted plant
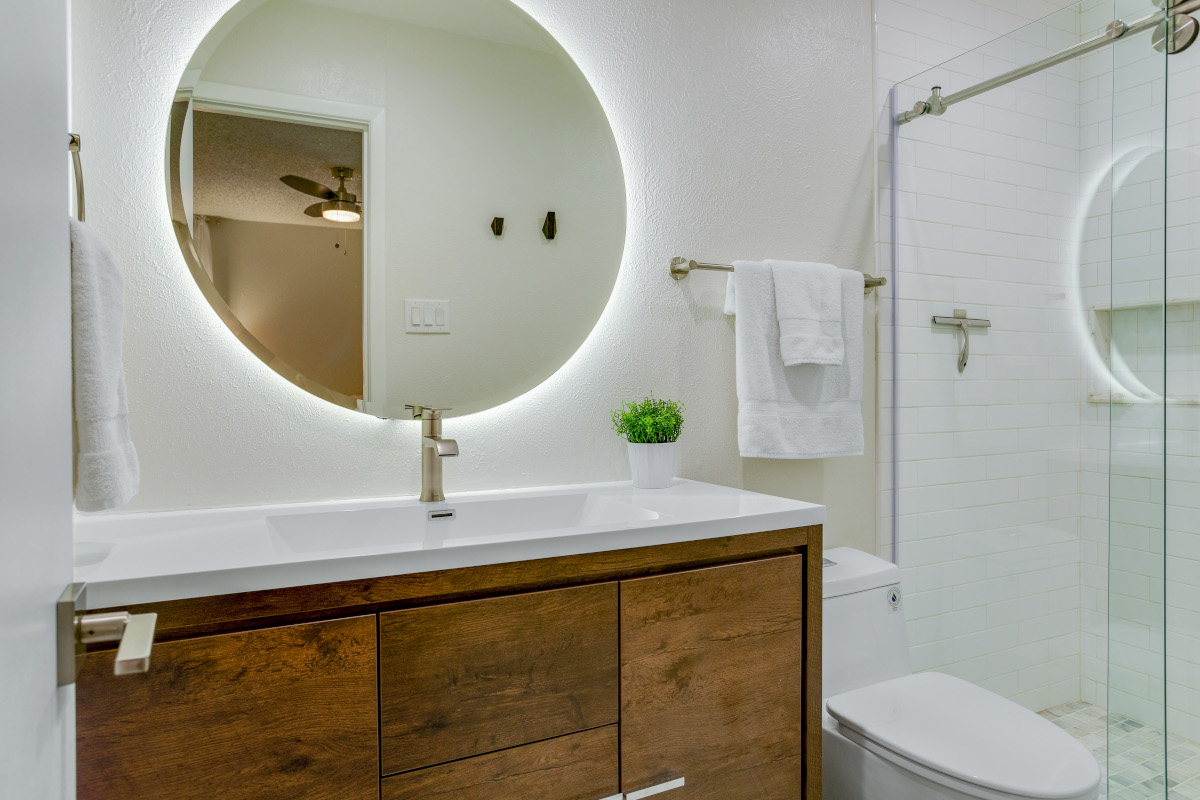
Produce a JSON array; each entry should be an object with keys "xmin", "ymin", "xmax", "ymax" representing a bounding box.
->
[{"xmin": 611, "ymin": 396, "xmax": 684, "ymax": 489}]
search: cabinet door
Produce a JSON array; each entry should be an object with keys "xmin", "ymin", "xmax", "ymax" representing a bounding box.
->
[
  {"xmin": 379, "ymin": 583, "xmax": 619, "ymax": 775},
  {"xmin": 77, "ymin": 615, "xmax": 378, "ymax": 800},
  {"xmin": 620, "ymin": 555, "xmax": 810, "ymax": 800}
]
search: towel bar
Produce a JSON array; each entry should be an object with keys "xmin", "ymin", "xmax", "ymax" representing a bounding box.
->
[
  {"xmin": 669, "ymin": 257, "xmax": 886, "ymax": 294},
  {"xmin": 69, "ymin": 133, "xmax": 84, "ymax": 222}
]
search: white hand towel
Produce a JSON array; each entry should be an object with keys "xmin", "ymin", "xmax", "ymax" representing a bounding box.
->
[
  {"xmin": 70, "ymin": 218, "xmax": 140, "ymax": 511},
  {"xmin": 771, "ymin": 260, "xmax": 844, "ymax": 366},
  {"xmin": 726, "ymin": 261, "xmax": 864, "ymax": 459}
]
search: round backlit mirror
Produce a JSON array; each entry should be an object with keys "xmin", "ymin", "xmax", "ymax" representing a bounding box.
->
[{"xmin": 168, "ymin": 0, "xmax": 625, "ymax": 417}]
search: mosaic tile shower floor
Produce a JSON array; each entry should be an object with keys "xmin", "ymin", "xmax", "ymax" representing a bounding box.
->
[{"xmin": 1040, "ymin": 702, "xmax": 1200, "ymax": 800}]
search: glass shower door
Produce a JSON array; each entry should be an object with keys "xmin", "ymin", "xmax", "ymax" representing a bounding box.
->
[
  {"xmin": 1102, "ymin": 1, "xmax": 1169, "ymax": 796},
  {"xmin": 886, "ymin": 1, "xmax": 1180, "ymax": 796}
]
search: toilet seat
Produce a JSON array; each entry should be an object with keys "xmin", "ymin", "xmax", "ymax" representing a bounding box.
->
[{"xmin": 826, "ymin": 672, "xmax": 1100, "ymax": 800}]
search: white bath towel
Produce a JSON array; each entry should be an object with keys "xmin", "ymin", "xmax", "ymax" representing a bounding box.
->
[
  {"xmin": 70, "ymin": 218, "xmax": 140, "ymax": 511},
  {"xmin": 772, "ymin": 260, "xmax": 844, "ymax": 366},
  {"xmin": 726, "ymin": 261, "xmax": 864, "ymax": 459}
]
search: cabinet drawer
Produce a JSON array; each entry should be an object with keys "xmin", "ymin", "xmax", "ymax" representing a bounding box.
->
[
  {"xmin": 379, "ymin": 583, "xmax": 619, "ymax": 775},
  {"xmin": 381, "ymin": 725, "xmax": 619, "ymax": 800}
]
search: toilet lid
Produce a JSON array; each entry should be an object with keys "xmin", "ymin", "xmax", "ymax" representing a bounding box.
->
[{"xmin": 826, "ymin": 672, "xmax": 1100, "ymax": 800}]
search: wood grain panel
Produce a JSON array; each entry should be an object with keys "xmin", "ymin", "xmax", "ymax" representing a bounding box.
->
[
  {"xmin": 380, "ymin": 583, "xmax": 619, "ymax": 775},
  {"xmin": 620, "ymin": 556, "xmax": 808, "ymax": 800},
  {"xmin": 381, "ymin": 726, "xmax": 619, "ymax": 800},
  {"xmin": 77, "ymin": 615, "xmax": 378, "ymax": 800},
  {"xmin": 805, "ymin": 527, "xmax": 823, "ymax": 798},
  {"xmin": 99, "ymin": 527, "xmax": 815, "ymax": 640}
]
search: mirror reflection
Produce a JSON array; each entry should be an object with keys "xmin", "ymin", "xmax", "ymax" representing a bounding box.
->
[{"xmin": 170, "ymin": 0, "xmax": 626, "ymax": 417}]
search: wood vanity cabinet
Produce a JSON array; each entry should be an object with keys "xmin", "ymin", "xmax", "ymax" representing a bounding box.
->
[{"xmin": 76, "ymin": 526, "xmax": 821, "ymax": 800}]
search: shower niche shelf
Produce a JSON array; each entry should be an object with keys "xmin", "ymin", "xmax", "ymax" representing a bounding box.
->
[
  {"xmin": 1088, "ymin": 295, "xmax": 1200, "ymax": 313},
  {"xmin": 1087, "ymin": 393, "xmax": 1200, "ymax": 405},
  {"xmin": 1086, "ymin": 296, "xmax": 1200, "ymax": 406}
]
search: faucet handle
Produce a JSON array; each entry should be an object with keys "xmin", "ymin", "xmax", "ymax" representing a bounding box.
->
[{"xmin": 405, "ymin": 404, "xmax": 452, "ymax": 420}]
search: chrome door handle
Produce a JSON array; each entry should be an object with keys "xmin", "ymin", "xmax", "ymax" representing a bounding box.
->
[
  {"xmin": 76, "ymin": 610, "xmax": 158, "ymax": 676},
  {"xmin": 58, "ymin": 582, "xmax": 159, "ymax": 685},
  {"xmin": 625, "ymin": 777, "xmax": 686, "ymax": 800}
]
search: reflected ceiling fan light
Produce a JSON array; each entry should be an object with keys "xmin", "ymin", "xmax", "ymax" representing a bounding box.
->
[
  {"xmin": 283, "ymin": 167, "xmax": 362, "ymax": 223},
  {"xmin": 321, "ymin": 200, "xmax": 361, "ymax": 223}
]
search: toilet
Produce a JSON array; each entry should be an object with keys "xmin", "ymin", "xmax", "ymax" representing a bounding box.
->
[{"xmin": 822, "ymin": 547, "xmax": 1101, "ymax": 800}]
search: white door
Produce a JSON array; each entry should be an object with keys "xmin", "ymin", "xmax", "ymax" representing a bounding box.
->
[{"xmin": 0, "ymin": 0, "xmax": 75, "ymax": 798}]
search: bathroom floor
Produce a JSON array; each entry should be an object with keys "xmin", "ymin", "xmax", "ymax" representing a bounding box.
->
[{"xmin": 1040, "ymin": 702, "xmax": 1200, "ymax": 800}]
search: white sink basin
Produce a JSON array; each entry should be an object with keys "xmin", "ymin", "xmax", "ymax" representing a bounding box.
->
[
  {"xmin": 268, "ymin": 492, "xmax": 664, "ymax": 555},
  {"xmin": 73, "ymin": 480, "xmax": 826, "ymax": 609}
]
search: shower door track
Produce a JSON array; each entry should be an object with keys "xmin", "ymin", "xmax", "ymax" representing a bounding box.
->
[{"xmin": 897, "ymin": 0, "xmax": 1200, "ymax": 125}]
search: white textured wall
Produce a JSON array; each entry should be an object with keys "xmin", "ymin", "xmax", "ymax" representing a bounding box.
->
[{"xmin": 70, "ymin": 0, "xmax": 877, "ymax": 550}]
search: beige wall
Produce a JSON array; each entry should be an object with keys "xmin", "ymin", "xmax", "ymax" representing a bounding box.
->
[
  {"xmin": 71, "ymin": 0, "xmax": 877, "ymax": 553},
  {"xmin": 210, "ymin": 218, "xmax": 364, "ymax": 399}
]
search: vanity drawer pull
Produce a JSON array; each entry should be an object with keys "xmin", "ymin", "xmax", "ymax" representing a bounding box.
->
[{"xmin": 625, "ymin": 777, "xmax": 685, "ymax": 800}]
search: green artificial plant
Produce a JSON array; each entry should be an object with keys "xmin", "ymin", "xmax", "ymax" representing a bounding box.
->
[{"xmin": 611, "ymin": 396, "xmax": 685, "ymax": 444}]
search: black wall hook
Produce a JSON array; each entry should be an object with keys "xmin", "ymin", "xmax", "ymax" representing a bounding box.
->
[
  {"xmin": 491, "ymin": 217, "xmax": 504, "ymax": 236},
  {"xmin": 542, "ymin": 211, "xmax": 557, "ymax": 240}
]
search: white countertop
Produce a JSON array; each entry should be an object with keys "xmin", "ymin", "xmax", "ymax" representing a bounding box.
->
[{"xmin": 74, "ymin": 479, "xmax": 825, "ymax": 610}]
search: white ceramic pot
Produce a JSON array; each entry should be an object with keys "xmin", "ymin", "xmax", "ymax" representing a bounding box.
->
[{"xmin": 627, "ymin": 441, "xmax": 677, "ymax": 489}]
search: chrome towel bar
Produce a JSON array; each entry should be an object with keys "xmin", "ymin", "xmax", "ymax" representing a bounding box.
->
[
  {"xmin": 670, "ymin": 256, "xmax": 886, "ymax": 294},
  {"xmin": 69, "ymin": 133, "xmax": 84, "ymax": 222}
]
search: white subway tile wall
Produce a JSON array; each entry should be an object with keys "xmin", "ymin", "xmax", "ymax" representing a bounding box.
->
[{"xmin": 879, "ymin": 0, "xmax": 1088, "ymax": 715}]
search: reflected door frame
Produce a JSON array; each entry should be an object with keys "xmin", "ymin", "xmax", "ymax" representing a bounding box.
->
[{"xmin": 186, "ymin": 81, "xmax": 388, "ymax": 412}]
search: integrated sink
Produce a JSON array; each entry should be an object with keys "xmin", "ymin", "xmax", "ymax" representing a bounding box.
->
[
  {"xmin": 73, "ymin": 480, "xmax": 825, "ymax": 609},
  {"xmin": 268, "ymin": 492, "xmax": 665, "ymax": 555}
]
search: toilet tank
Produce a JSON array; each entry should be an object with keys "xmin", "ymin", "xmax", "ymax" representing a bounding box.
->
[{"xmin": 823, "ymin": 547, "xmax": 912, "ymax": 699}]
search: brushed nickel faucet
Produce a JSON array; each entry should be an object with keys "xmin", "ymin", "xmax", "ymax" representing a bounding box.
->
[{"xmin": 406, "ymin": 405, "xmax": 459, "ymax": 502}]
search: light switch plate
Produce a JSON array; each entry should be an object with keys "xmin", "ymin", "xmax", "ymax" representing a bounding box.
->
[{"xmin": 404, "ymin": 300, "xmax": 451, "ymax": 334}]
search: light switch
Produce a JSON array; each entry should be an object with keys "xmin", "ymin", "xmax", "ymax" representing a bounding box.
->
[{"xmin": 405, "ymin": 300, "xmax": 452, "ymax": 334}]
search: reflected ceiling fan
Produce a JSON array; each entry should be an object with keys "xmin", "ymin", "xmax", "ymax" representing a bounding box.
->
[{"xmin": 280, "ymin": 166, "xmax": 362, "ymax": 223}]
